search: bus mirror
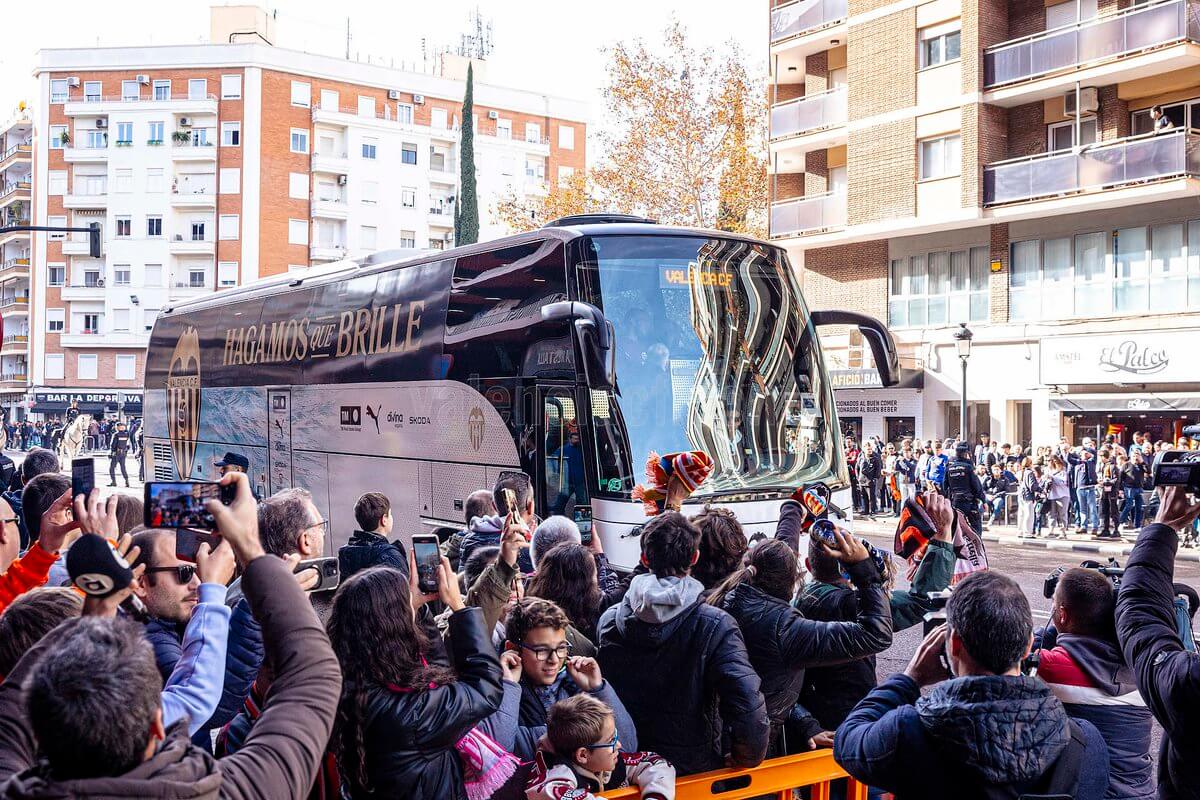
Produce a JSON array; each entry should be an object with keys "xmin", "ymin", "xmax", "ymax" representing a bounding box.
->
[
  {"xmin": 809, "ymin": 310, "xmax": 900, "ymax": 388},
  {"xmin": 539, "ymin": 301, "xmax": 614, "ymax": 390}
]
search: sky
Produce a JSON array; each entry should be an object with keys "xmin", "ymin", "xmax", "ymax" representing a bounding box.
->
[{"xmin": 0, "ymin": 0, "xmax": 767, "ymax": 156}]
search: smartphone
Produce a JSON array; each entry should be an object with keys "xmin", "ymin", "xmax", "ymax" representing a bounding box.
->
[
  {"xmin": 175, "ymin": 528, "xmax": 223, "ymax": 563},
  {"xmin": 501, "ymin": 487, "xmax": 518, "ymax": 520},
  {"xmin": 574, "ymin": 506, "xmax": 594, "ymax": 546},
  {"xmin": 71, "ymin": 458, "xmax": 95, "ymax": 500},
  {"xmin": 295, "ymin": 556, "xmax": 340, "ymax": 593},
  {"xmin": 810, "ymin": 518, "xmax": 839, "ymax": 547},
  {"xmin": 144, "ymin": 481, "xmax": 236, "ymax": 531},
  {"xmin": 412, "ymin": 533, "xmax": 441, "ymax": 594}
]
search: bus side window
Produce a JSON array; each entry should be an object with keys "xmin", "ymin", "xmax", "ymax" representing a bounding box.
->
[{"xmin": 543, "ymin": 390, "xmax": 586, "ymax": 517}]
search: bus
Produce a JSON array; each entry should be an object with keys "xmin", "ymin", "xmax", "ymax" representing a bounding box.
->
[{"xmin": 143, "ymin": 215, "xmax": 898, "ymax": 569}]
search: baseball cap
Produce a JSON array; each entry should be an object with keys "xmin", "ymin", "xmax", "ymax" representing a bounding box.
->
[{"xmin": 214, "ymin": 451, "xmax": 250, "ymax": 470}]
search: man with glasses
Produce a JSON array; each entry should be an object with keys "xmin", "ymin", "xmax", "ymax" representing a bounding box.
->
[{"xmin": 482, "ymin": 597, "xmax": 636, "ymax": 761}]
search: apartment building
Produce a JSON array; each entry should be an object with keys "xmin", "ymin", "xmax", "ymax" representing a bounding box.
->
[
  {"xmin": 26, "ymin": 16, "xmax": 586, "ymax": 421},
  {"xmin": 769, "ymin": 0, "xmax": 1200, "ymax": 447},
  {"xmin": 0, "ymin": 111, "xmax": 33, "ymax": 420}
]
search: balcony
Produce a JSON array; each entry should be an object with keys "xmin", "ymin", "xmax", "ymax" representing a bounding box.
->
[
  {"xmin": 0, "ymin": 335, "xmax": 28, "ymax": 355},
  {"xmin": 0, "ymin": 296, "xmax": 29, "ymax": 315},
  {"xmin": 0, "ymin": 374, "xmax": 27, "ymax": 387},
  {"xmin": 171, "ymin": 140, "xmax": 217, "ymax": 161},
  {"xmin": 60, "ymin": 330, "xmax": 149, "ymax": 348},
  {"xmin": 312, "ymin": 195, "xmax": 349, "ymax": 219},
  {"xmin": 0, "ymin": 258, "xmax": 29, "ymax": 281},
  {"xmin": 64, "ymin": 93, "xmax": 218, "ymax": 117},
  {"xmin": 169, "ymin": 276, "xmax": 211, "ymax": 295},
  {"xmin": 168, "ymin": 236, "xmax": 215, "ymax": 255},
  {"xmin": 984, "ymin": 129, "xmax": 1200, "ymax": 207},
  {"xmin": 0, "ymin": 144, "xmax": 31, "ymax": 173},
  {"xmin": 312, "ymin": 151, "xmax": 350, "ymax": 174},
  {"xmin": 0, "ymin": 181, "xmax": 30, "ymax": 210},
  {"xmin": 169, "ymin": 189, "xmax": 217, "ymax": 208},
  {"xmin": 63, "ymin": 144, "xmax": 109, "ymax": 163},
  {"xmin": 63, "ymin": 192, "xmax": 107, "ymax": 210},
  {"xmin": 0, "ymin": 224, "xmax": 30, "ymax": 248},
  {"xmin": 771, "ymin": 0, "xmax": 849, "ymax": 55},
  {"xmin": 310, "ymin": 244, "xmax": 347, "ymax": 262},
  {"xmin": 770, "ymin": 87, "xmax": 848, "ymax": 163},
  {"xmin": 984, "ymin": 0, "xmax": 1200, "ymax": 103},
  {"xmin": 61, "ymin": 281, "xmax": 106, "ymax": 301},
  {"xmin": 769, "ymin": 191, "xmax": 848, "ymax": 238},
  {"xmin": 62, "ymin": 236, "xmax": 101, "ymax": 256}
]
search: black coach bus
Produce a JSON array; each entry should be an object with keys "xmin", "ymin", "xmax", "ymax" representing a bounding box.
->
[{"xmin": 144, "ymin": 215, "xmax": 897, "ymax": 568}]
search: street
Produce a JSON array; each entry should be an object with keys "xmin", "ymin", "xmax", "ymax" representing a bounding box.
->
[{"xmin": 5, "ymin": 448, "xmax": 144, "ymax": 501}]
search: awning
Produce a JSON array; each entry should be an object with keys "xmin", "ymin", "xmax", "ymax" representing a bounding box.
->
[
  {"xmin": 830, "ymin": 368, "xmax": 924, "ymax": 391},
  {"xmin": 1050, "ymin": 394, "xmax": 1200, "ymax": 412}
]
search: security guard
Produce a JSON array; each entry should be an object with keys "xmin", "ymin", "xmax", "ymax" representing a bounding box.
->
[
  {"xmin": 945, "ymin": 440, "xmax": 986, "ymax": 534},
  {"xmin": 108, "ymin": 422, "xmax": 132, "ymax": 488}
]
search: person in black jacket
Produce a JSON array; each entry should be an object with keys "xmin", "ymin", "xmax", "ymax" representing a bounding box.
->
[
  {"xmin": 597, "ymin": 511, "xmax": 769, "ymax": 776},
  {"xmin": 338, "ymin": 491, "xmax": 409, "ymax": 581},
  {"xmin": 856, "ymin": 443, "xmax": 883, "ymax": 518},
  {"xmin": 945, "ymin": 442, "xmax": 986, "ymax": 534},
  {"xmin": 327, "ymin": 561, "xmax": 504, "ymax": 800},
  {"xmin": 711, "ymin": 527, "xmax": 892, "ymax": 757},
  {"xmin": 1115, "ymin": 485, "xmax": 1200, "ymax": 800},
  {"xmin": 1118, "ymin": 452, "xmax": 1149, "ymax": 531}
]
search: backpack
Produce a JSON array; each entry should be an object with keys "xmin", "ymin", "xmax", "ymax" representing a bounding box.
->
[{"xmin": 979, "ymin": 719, "xmax": 1088, "ymax": 800}]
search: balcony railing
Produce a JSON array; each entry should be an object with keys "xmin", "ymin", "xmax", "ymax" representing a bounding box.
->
[
  {"xmin": 769, "ymin": 191, "xmax": 847, "ymax": 237},
  {"xmin": 0, "ymin": 374, "xmax": 27, "ymax": 383},
  {"xmin": 771, "ymin": 87, "xmax": 848, "ymax": 140},
  {"xmin": 985, "ymin": 0, "xmax": 1200, "ymax": 87},
  {"xmin": 0, "ymin": 182, "xmax": 31, "ymax": 200},
  {"xmin": 2, "ymin": 335, "xmax": 28, "ymax": 345},
  {"xmin": 0, "ymin": 296, "xmax": 29, "ymax": 309},
  {"xmin": 68, "ymin": 92, "xmax": 218, "ymax": 104},
  {"xmin": 0, "ymin": 144, "xmax": 31, "ymax": 161},
  {"xmin": 1, "ymin": 258, "xmax": 30, "ymax": 270},
  {"xmin": 983, "ymin": 129, "xmax": 1200, "ymax": 205},
  {"xmin": 771, "ymin": 0, "xmax": 849, "ymax": 43}
]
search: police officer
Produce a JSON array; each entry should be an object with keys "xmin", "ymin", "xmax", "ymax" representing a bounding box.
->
[
  {"xmin": 945, "ymin": 440, "xmax": 986, "ymax": 534},
  {"xmin": 108, "ymin": 421, "xmax": 131, "ymax": 488}
]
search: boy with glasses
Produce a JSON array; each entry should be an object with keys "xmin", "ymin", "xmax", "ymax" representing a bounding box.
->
[{"xmin": 526, "ymin": 693, "xmax": 675, "ymax": 800}]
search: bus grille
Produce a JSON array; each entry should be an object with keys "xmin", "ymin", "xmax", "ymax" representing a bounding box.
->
[{"xmin": 152, "ymin": 443, "xmax": 177, "ymax": 481}]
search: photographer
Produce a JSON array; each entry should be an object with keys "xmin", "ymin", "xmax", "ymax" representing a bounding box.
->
[
  {"xmin": 1118, "ymin": 452, "xmax": 1149, "ymax": 531},
  {"xmin": 1039, "ymin": 568, "xmax": 1153, "ymax": 800},
  {"xmin": 1115, "ymin": 485, "xmax": 1200, "ymax": 799}
]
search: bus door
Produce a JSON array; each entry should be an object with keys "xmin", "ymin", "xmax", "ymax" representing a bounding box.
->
[{"xmin": 538, "ymin": 384, "xmax": 589, "ymax": 518}]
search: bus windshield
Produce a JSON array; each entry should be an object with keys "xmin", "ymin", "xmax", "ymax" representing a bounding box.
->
[{"xmin": 578, "ymin": 234, "xmax": 837, "ymax": 496}]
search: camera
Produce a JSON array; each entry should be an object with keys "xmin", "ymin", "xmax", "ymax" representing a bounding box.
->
[
  {"xmin": 1042, "ymin": 558, "xmax": 1124, "ymax": 600},
  {"xmin": 1152, "ymin": 424, "xmax": 1200, "ymax": 495},
  {"xmin": 922, "ymin": 589, "xmax": 952, "ymax": 636}
]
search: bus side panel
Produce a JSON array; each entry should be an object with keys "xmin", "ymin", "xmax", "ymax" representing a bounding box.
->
[{"xmin": 319, "ymin": 453, "xmax": 422, "ymax": 555}]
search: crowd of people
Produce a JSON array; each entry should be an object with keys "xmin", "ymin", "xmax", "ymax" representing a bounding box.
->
[
  {"xmin": 846, "ymin": 430, "xmax": 1181, "ymax": 543},
  {"xmin": 3, "ymin": 415, "xmax": 142, "ymax": 457},
  {"xmin": 0, "ymin": 445, "xmax": 1195, "ymax": 800}
]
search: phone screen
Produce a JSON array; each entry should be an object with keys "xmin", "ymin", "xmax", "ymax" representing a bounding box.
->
[
  {"xmin": 175, "ymin": 528, "xmax": 222, "ymax": 563},
  {"xmin": 412, "ymin": 535, "xmax": 441, "ymax": 594},
  {"xmin": 144, "ymin": 481, "xmax": 229, "ymax": 530},
  {"xmin": 574, "ymin": 506, "xmax": 593, "ymax": 546},
  {"xmin": 71, "ymin": 458, "xmax": 95, "ymax": 500}
]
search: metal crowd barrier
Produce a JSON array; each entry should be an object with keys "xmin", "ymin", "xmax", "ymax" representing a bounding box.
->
[{"xmin": 605, "ymin": 751, "xmax": 868, "ymax": 800}]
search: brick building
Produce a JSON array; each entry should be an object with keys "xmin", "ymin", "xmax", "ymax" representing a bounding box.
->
[
  {"xmin": 0, "ymin": 111, "xmax": 33, "ymax": 421},
  {"xmin": 23, "ymin": 7, "xmax": 587, "ymax": 421},
  {"xmin": 770, "ymin": 0, "xmax": 1200, "ymax": 447}
]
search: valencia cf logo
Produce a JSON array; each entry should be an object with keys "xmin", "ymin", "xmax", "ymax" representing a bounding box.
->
[
  {"xmin": 468, "ymin": 406, "xmax": 485, "ymax": 452},
  {"xmin": 167, "ymin": 327, "xmax": 202, "ymax": 479}
]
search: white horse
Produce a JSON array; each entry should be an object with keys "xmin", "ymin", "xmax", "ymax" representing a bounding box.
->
[{"xmin": 59, "ymin": 414, "xmax": 92, "ymax": 462}]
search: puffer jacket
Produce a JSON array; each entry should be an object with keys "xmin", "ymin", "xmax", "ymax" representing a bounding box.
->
[
  {"xmin": 596, "ymin": 573, "xmax": 769, "ymax": 776},
  {"xmin": 835, "ymin": 673, "xmax": 1110, "ymax": 799},
  {"xmin": 337, "ymin": 529, "xmax": 408, "ymax": 581},
  {"xmin": 718, "ymin": 558, "xmax": 892, "ymax": 754},
  {"xmin": 355, "ymin": 606, "xmax": 503, "ymax": 800}
]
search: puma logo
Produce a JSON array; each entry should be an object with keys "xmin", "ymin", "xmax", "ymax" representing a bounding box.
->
[{"xmin": 365, "ymin": 404, "xmax": 381, "ymax": 434}]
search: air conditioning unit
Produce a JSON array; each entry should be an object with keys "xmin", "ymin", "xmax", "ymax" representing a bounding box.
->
[
  {"xmin": 136, "ymin": 74, "xmax": 150, "ymax": 85},
  {"xmin": 179, "ymin": 117, "xmax": 192, "ymax": 127},
  {"xmin": 487, "ymin": 110, "xmax": 499, "ymax": 120},
  {"xmin": 96, "ymin": 277, "xmax": 105, "ymax": 287},
  {"xmin": 387, "ymin": 89, "xmax": 401, "ymax": 100},
  {"xmin": 1064, "ymin": 87, "xmax": 1099, "ymax": 117},
  {"xmin": 67, "ymin": 77, "xmax": 80, "ymax": 87},
  {"xmin": 337, "ymin": 175, "xmax": 348, "ymax": 186},
  {"xmin": 95, "ymin": 119, "xmax": 108, "ymax": 129},
  {"xmin": 413, "ymin": 94, "xmax": 425, "ymax": 105}
]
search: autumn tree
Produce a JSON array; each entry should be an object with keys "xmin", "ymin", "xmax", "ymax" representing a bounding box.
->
[{"xmin": 493, "ymin": 170, "xmax": 599, "ymax": 233}]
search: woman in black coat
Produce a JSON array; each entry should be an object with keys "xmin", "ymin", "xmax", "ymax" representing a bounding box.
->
[
  {"xmin": 327, "ymin": 560, "xmax": 504, "ymax": 800},
  {"xmin": 712, "ymin": 528, "xmax": 893, "ymax": 756}
]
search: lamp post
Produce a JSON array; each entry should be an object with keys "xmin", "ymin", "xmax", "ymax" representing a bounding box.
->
[{"xmin": 953, "ymin": 323, "xmax": 974, "ymax": 442}]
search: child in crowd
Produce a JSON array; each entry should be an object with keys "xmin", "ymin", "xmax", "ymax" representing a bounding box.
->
[{"xmin": 525, "ymin": 694, "xmax": 676, "ymax": 800}]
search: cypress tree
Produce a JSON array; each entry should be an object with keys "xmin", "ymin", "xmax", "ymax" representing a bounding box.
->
[{"xmin": 456, "ymin": 63, "xmax": 480, "ymax": 245}]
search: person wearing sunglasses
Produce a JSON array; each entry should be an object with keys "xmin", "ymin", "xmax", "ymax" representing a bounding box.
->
[{"xmin": 526, "ymin": 693, "xmax": 676, "ymax": 800}]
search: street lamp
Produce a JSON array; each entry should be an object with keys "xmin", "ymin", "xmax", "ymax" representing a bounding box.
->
[{"xmin": 953, "ymin": 323, "xmax": 974, "ymax": 442}]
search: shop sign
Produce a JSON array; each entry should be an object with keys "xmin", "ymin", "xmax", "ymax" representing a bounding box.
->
[
  {"xmin": 1041, "ymin": 331, "xmax": 1199, "ymax": 385},
  {"xmin": 830, "ymin": 369, "xmax": 883, "ymax": 389},
  {"xmin": 835, "ymin": 391, "xmax": 922, "ymax": 418},
  {"xmin": 32, "ymin": 391, "xmax": 144, "ymax": 405}
]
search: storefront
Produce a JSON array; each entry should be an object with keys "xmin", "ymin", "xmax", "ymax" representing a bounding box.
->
[
  {"xmin": 831, "ymin": 368, "xmax": 924, "ymax": 444},
  {"xmin": 29, "ymin": 390, "xmax": 144, "ymax": 421}
]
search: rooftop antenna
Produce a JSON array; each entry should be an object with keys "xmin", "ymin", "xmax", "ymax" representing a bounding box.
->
[
  {"xmin": 345, "ymin": 17, "xmax": 350, "ymax": 60},
  {"xmin": 455, "ymin": 6, "xmax": 494, "ymax": 60}
]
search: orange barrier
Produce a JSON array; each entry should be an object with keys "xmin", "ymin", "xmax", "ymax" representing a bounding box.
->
[{"xmin": 605, "ymin": 750, "xmax": 868, "ymax": 800}]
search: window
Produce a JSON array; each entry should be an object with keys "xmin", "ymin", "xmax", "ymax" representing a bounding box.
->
[
  {"xmin": 113, "ymin": 309, "xmax": 130, "ymax": 331},
  {"xmin": 289, "ymin": 173, "xmax": 308, "ymax": 199},
  {"xmin": 84, "ymin": 82, "xmax": 101, "ymax": 103},
  {"xmin": 525, "ymin": 158, "xmax": 546, "ymax": 180},
  {"xmin": 47, "ymin": 216, "xmax": 66, "ymax": 241},
  {"xmin": 86, "ymin": 129, "xmax": 107, "ymax": 149},
  {"xmin": 431, "ymin": 108, "xmax": 449, "ymax": 129},
  {"xmin": 45, "ymin": 354, "xmax": 64, "ymax": 380},
  {"xmin": 558, "ymin": 125, "xmax": 575, "ymax": 149},
  {"xmin": 115, "ymin": 122, "xmax": 133, "ymax": 145},
  {"xmin": 397, "ymin": 103, "xmax": 414, "ymax": 124},
  {"xmin": 401, "ymin": 143, "xmax": 418, "ymax": 165},
  {"xmin": 888, "ymin": 246, "xmax": 990, "ymax": 327},
  {"xmin": 362, "ymin": 181, "xmax": 379, "ymax": 204},
  {"xmin": 361, "ymin": 139, "xmax": 377, "ymax": 159},
  {"xmin": 919, "ymin": 134, "xmax": 961, "ymax": 180},
  {"xmin": 219, "ymin": 168, "xmax": 240, "ymax": 194},
  {"xmin": 360, "ymin": 225, "xmax": 378, "ymax": 250},
  {"xmin": 317, "ymin": 134, "xmax": 335, "ymax": 156},
  {"xmin": 47, "ymin": 265, "xmax": 65, "ymax": 286},
  {"xmin": 221, "ymin": 121, "xmax": 241, "ymax": 146},
  {"xmin": 122, "ymin": 80, "xmax": 140, "ymax": 102},
  {"xmin": 146, "ymin": 168, "xmax": 165, "ymax": 192},
  {"xmin": 113, "ymin": 266, "xmax": 131, "ymax": 286},
  {"xmin": 290, "ymin": 129, "xmax": 309, "ymax": 153},
  {"xmin": 219, "ymin": 214, "xmax": 240, "ymax": 240},
  {"xmin": 115, "ymin": 354, "xmax": 136, "ymax": 380},
  {"xmin": 1114, "ymin": 226, "xmax": 1150, "ymax": 313},
  {"xmin": 399, "ymin": 230, "xmax": 416, "ymax": 248},
  {"xmin": 48, "ymin": 171, "xmax": 67, "ymax": 196},
  {"xmin": 221, "ymin": 74, "xmax": 242, "ymax": 99},
  {"xmin": 82, "ymin": 268, "xmax": 101, "ymax": 288},
  {"xmin": 115, "ymin": 217, "xmax": 131, "ymax": 238},
  {"xmin": 1048, "ymin": 118, "xmax": 1098, "ymax": 151},
  {"xmin": 148, "ymin": 120, "xmax": 164, "ymax": 143},
  {"xmin": 525, "ymin": 122, "xmax": 541, "ymax": 143},
  {"xmin": 115, "ymin": 168, "xmax": 132, "ymax": 193},
  {"xmin": 290, "ymin": 81, "xmax": 311, "ymax": 107},
  {"xmin": 1009, "ymin": 232, "xmax": 1111, "ymax": 320},
  {"xmin": 288, "ymin": 219, "xmax": 308, "ymax": 245},
  {"xmin": 144, "ymin": 264, "xmax": 163, "ymax": 286},
  {"xmin": 400, "ymin": 186, "xmax": 416, "ymax": 207},
  {"xmin": 49, "ymin": 126, "xmax": 67, "ymax": 149},
  {"xmin": 153, "ymin": 79, "xmax": 171, "ymax": 100},
  {"xmin": 501, "ymin": 156, "xmax": 516, "ymax": 176},
  {"xmin": 190, "ymin": 221, "xmax": 207, "ymax": 241},
  {"xmin": 558, "ymin": 166, "xmax": 575, "ymax": 184},
  {"xmin": 358, "ymin": 96, "xmax": 375, "ymax": 117},
  {"xmin": 50, "ymin": 79, "xmax": 69, "ymax": 103},
  {"xmin": 218, "ymin": 261, "xmax": 238, "ymax": 287},
  {"xmin": 146, "ymin": 216, "xmax": 162, "ymax": 237},
  {"xmin": 429, "ymin": 238, "xmax": 446, "ymax": 251},
  {"xmin": 1132, "ymin": 100, "xmax": 1191, "ymax": 134},
  {"xmin": 188, "ymin": 268, "xmax": 208, "ymax": 288},
  {"xmin": 78, "ymin": 355, "xmax": 98, "ymax": 380},
  {"xmin": 919, "ymin": 23, "xmax": 962, "ymax": 68},
  {"xmin": 1046, "ymin": 0, "xmax": 1098, "ymax": 27},
  {"xmin": 46, "ymin": 309, "xmax": 65, "ymax": 333},
  {"xmin": 144, "ymin": 308, "xmax": 160, "ymax": 331},
  {"xmin": 494, "ymin": 118, "xmax": 512, "ymax": 139},
  {"xmin": 320, "ymin": 89, "xmax": 339, "ymax": 111},
  {"xmin": 188, "ymin": 79, "xmax": 207, "ymax": 100}
]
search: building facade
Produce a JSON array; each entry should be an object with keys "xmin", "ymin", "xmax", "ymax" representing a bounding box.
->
[
  {"xmin": 0, "ymin": 111, "xmax": 33, "ymax": 420},
  {"xmin": 769, "ymin": 0, "xmax": 1200, "ymax": 447},
  {"xmin": 25, "ymin": 36, "xmax": 586, "ymax": 421}
]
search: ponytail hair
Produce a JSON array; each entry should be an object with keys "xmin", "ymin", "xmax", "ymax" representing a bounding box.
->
[{"xmin": 709, "ymin": 538, "xmax": 799, "ymax": 608}]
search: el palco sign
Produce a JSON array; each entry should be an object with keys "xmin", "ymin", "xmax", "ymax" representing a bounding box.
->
[{"xmin": 1040, "ymin": 331, "xmax": 1198, "ymax": 385}]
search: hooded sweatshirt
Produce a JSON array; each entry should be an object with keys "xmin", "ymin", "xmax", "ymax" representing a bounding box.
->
[{"xmin": 459, "ymin": 515, "xmax": 533, "ymax": 574}]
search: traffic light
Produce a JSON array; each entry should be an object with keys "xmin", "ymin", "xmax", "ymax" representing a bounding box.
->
[{"xmin": 88, "ymin": 222, "xmax": 101, "ymax": 258}]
